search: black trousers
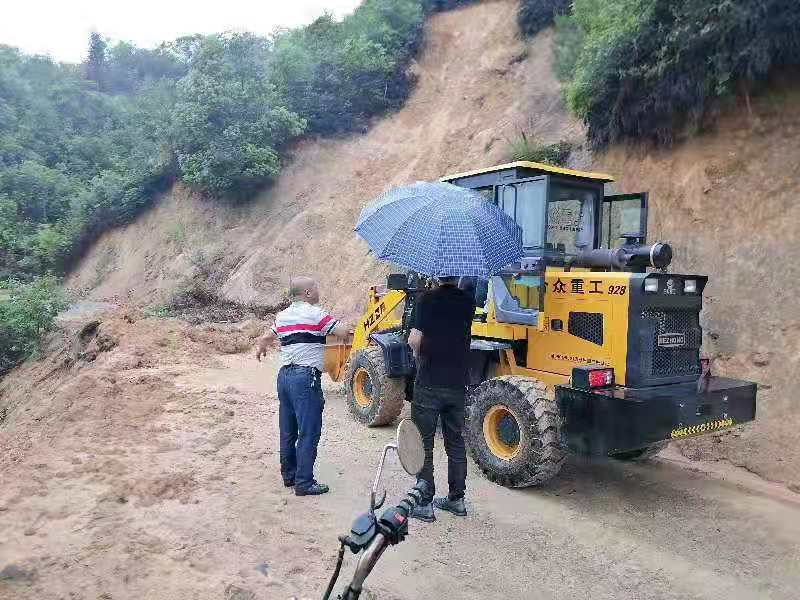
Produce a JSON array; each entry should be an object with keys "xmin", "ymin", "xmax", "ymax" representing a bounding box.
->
[{"xmin": 411, "ymin": 384, "xmax": 467, "ymax": 503}]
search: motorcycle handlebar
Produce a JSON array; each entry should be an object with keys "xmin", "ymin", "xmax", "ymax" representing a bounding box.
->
[{"xmin": 339, "ymin": 481, "xmax": 430, "ymax": 599}]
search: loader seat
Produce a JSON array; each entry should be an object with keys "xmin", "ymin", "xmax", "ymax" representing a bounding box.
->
[{"xmin": 489, "ymin": 276, "xmax": 539, "ymax": 326}]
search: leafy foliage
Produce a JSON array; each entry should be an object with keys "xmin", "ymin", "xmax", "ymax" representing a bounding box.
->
[
  {"xmin": 172, "ymin": 33, "xmax": 305, "ymax": 198},
  {"xmin": 424, "ymin": 0, "xmax": 479, "ymax": 11},
  {"xmin": 0, "ymin": 0, "xmax": 465, "ymax": 284},
  {"xmin": 507, "ymin": 133, "xmax": 572, "ymax": 166},
  {"xmin": 518, "ymin": 0, "xmax": 572, "ymax": 37},
  {"xmin": 0, "ymin": 46, "xmax": 177, "ymax": 278},
  {"xmin": 555, "ymin": 0, "xmax": 800, "ymax": 147},
  {"xmin": 270, "ymin": 0, "xmax": 425, "ymax": 134},
  {"xmin": 0, "ymin": 276, "xmax": 68, "ymax": 373}
]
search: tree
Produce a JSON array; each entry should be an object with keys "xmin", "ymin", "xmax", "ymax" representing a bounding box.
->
[
  {"xmin": 86, "ymin": 32, "xmax": 108, "ymax": 90},
  {"xmin": 0, "ymin": 276, "xmax": 68, "ymax": 373},
  {"xmin": 171, "ymin": 33, "xmax": 306, "ymax": 198}
]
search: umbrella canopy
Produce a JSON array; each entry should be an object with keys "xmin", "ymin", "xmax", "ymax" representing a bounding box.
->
[{"xmin": 355, "ymin": 182, "xmax": 523, "ymax": 278}]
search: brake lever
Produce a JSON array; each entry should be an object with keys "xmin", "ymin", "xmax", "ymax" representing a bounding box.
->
[{"xmin": 371, "ymin": 489, "xmax": 387, "ymax": 512}]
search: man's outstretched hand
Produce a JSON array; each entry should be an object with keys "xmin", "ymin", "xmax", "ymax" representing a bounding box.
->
[{"xmin": 255, "ymin": 334, "xmax": 275, "ymax": 362}]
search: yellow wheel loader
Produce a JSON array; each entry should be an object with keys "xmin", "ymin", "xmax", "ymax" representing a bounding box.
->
[{"xmin": 324, "ymin": 161, "xmax": 757, "ymax": 488}]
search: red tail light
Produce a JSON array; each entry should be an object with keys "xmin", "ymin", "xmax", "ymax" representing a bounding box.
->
[
  {"xmin": 572, "ymin": 365, "xmax": 615, "ymax": 390},
  {"xmin": 588, "ymin": 368, "xmax": 614, "ymax": 388}
]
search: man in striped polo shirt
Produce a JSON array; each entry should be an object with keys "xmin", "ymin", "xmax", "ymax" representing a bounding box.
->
[{"xmin": 255, "ymin": 276, "xmax": 349, "ymax": 496}]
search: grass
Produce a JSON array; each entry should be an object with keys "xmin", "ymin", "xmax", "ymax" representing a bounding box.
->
[{"xmin": 507, "ymin": 132, "xmax": 573, "ymax": 166}]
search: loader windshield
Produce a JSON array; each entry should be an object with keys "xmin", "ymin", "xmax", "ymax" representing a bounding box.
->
[
  {"xmin": 494, "ymin": 178, "xmax": 599, "ymax": 258},
  {"xmin": 546, "ymin": 183, "xmax": 598, "ymax": 256}
]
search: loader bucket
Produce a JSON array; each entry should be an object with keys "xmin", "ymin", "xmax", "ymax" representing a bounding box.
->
[{"xmin": 324, "ymin": 341, "xmax": 352, "ymax": 382}]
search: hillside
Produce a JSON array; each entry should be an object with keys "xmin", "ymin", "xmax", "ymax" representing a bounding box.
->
[
  {"xmin": 52, "ymin": 0, "xmax": 800, "ymax": 487},
  {"xmin": 2, "ymin": 2, "xmax": 800, "ymax": 598},
  {"xmin": 597, "ymin": 78, "xmax": 800, "ymax": 486},
  {"xmin": 66, "ymin": 0, "xmax": 583, "ymax": 319}
]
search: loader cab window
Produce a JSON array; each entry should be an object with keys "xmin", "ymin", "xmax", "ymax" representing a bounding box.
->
[
  {"xmin": 545, "ymin": 183, "xmax": 599, "ymax": 257},
  {"xmin": 600, "ymin": 192, "xmax": 648, "ymax": 249},
  {"xmin": 498, "ymin": 179, "xmax": 546, "ymax": 249}
]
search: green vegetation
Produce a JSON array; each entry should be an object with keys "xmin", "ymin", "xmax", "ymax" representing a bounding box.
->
[
  {"xmin": 518, "ymin": 0, "xmax": 572, "ymax": 37},
  {"xmin": 1, "ymin": 0, "xmax": 475, "ymax": 369},
  {"xmin": 553, "ymin": 0, "xmax": 800, "ymax": 147},
  {"xmin": 0, "ymin": 44, "xmax": 181, "ymax": 279},
  {"xmin": 507, "ymin": 133, "xmax": 572, "ymax": 166},
  {"xmin": 0, "ymin": 0, "xmax": 454, "ymax": 284},
  {"xmin": 0, "ymin": 276, "xmax": 68, "ymax": 373},
  {"xmin": 270, "ymin": 2, "xmax": 425, "ymax": 135}
]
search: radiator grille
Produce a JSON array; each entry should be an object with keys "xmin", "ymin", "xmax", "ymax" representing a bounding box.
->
[
  {"xmin": 641, "ymin": 309, "xmax": 701, "ymax": 377},
  {"xmin": 568, "ymin": 312, "xmax": 603, "ymax": 346}
]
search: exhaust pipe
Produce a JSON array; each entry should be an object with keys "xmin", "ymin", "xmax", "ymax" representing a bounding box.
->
[{"xmin": 572, "ymin": 242, "xmax": 672, "ymax": 270}]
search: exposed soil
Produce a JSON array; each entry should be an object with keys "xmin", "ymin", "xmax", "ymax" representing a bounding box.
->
[
  {"xmin": 2, "ymin": 310, "xmax": 800, "ymax": 600},
  {"xmin": 596, "ymin": 77, "xmax": 800, "ymax": 489}
]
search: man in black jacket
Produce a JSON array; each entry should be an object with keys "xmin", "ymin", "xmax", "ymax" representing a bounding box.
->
[{"xmin": 407, "ymin": 276, "xmax": 475, "ymax": 521}]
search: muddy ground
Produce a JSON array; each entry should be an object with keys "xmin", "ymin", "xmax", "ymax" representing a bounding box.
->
[{"xmin": 1, "ymin": 312, "xmax": 799, "ymax": 600}]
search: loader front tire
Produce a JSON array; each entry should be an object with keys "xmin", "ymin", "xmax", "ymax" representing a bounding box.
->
[
  {"xmin": 345, "ymin": 346, "xmax": 405, "ymax": 427},
  {"xmin": 467, "ymin": 376, "xmax": 565, "ymax": 488}
]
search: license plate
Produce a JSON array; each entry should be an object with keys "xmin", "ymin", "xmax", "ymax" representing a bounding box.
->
[{"xmin": 658, "ymin": 333, "xmax": 686, "ymax": 347}]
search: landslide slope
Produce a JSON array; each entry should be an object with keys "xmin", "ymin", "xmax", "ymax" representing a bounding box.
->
[{"xmin": 67, "ymin": 0, "xmax": 583, "ymax": 320}]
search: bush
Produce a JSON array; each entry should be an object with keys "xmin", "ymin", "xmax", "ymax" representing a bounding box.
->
[
  {"xmin": 424, "ymin": 0, "xmax": 478, "ymax": 11},
  {"xmin": 557, "ymin": 0, "xmax": 800, "ymax": 147},
  {"xmin": 508, "ymin": 133, "xmax": 573, "ymax": 166},
  {"xmin": 270, "ymin": 0, "xmax": 426, "ymax": 135},
  {"xmin": 518, "ymin": 0, "xmax": 572, "ymax": 37},
  {"xmin": 0, "ymin": 276, "xmax": 68, "ymax": 373}
]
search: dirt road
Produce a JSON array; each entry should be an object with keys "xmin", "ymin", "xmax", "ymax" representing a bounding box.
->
[{"xmin": 1, "ymin": 318, "xmax": 799, "ymax": 600}]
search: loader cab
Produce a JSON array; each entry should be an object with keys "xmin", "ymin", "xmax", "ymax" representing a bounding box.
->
[{"xmin": 441, "ymin": 161, "xmax": 648, "ymax": 262}]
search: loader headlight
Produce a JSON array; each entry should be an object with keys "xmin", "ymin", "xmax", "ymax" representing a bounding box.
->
[
  {"xmin": 644, "ymin": 278, "xmax": 659, "ymax": 294},
  {"xmin": 684, "ymin": 279, "xmax": 697, "ymax": 294}
]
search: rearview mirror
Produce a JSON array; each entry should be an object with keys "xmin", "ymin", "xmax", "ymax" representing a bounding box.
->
[
  {"xmin": 396, "ymin": 418, "xmax": 424, "ymax": 476},
  {"xmin": 370, "ymin": 418, "xmax": 424, "ymax": 515}
]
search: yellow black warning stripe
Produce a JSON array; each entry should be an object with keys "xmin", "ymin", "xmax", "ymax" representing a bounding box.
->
[{"xmin": 671, "ymin": 418, "xmax": 734, "ymax": 439}]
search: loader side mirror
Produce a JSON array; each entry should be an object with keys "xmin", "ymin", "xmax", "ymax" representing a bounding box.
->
[{"xmin": 387, "ymin": 273, "xmax": 408, "ymax": 290}]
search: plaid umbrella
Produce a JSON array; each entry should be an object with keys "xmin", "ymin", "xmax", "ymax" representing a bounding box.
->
[{"xmin": 354, "ymin": 182, "xmax": 523, "ymax": 277}]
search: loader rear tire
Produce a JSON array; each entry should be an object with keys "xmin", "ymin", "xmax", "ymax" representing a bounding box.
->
[
  {"xmin": 467, "ymin": 376, "xmax": 565, "ymax": 488},
  {"xmin": 610, "ymin": 441, "xmax": 668, "ymax": 462},
  {"xmin": 345, "ymin": 346, "xmax": 405, "ymax": 427}
]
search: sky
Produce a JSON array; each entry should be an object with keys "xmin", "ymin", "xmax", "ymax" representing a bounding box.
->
[{"xmin": 0, "ymin": 0, "xmax": 363, "ymax": 63}]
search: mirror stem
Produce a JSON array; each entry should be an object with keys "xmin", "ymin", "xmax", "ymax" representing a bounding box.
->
[{"xmin": 371, "ymin": 443, "xmax": 396, "ymax": 514}]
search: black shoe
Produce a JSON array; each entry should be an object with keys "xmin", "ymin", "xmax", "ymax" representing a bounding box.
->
[
  {"xmin": 295, "ymin": 483, "xmax": 330, "ymax": 496},
  {"xmin": 409, "ymin": 502, "xmax": 436, "ymax": 522},
  {"xmin": 283, "ymin": 480, "xmax": 295, "ymax": 488},
  {"xmin": 433, "ymin": 496, "xmax": 467, "ymax": 516}
]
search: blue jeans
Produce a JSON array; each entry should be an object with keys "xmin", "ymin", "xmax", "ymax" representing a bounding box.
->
[{"xmin": 277, "ymin": 365, "xmax": 324, "ymax": 492}]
